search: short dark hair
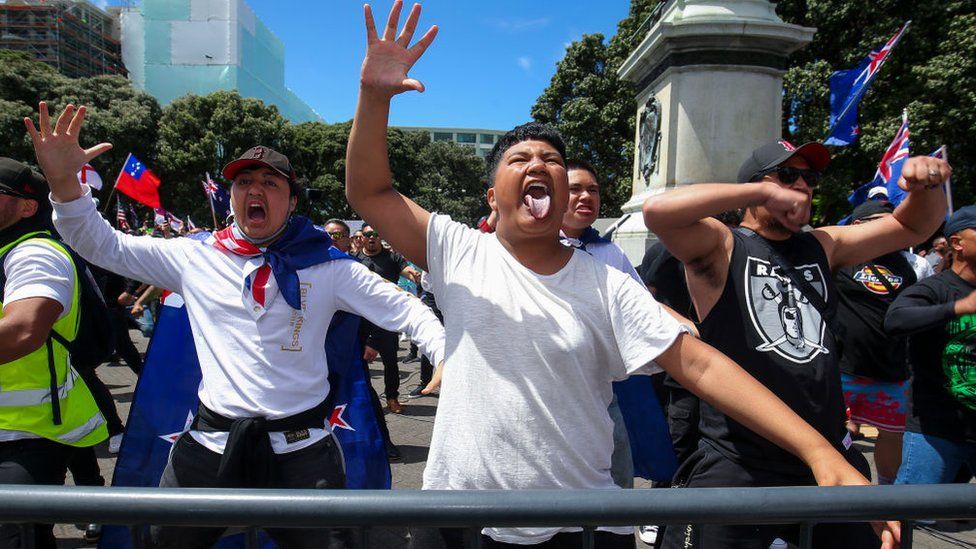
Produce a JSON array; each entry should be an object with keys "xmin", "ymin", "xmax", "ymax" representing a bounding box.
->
[
  {"xmin": 484, "ymin": 122, "xmax": 566, "ymax": 187},
  {"xmin": 565, "ymin": 159, "xmax": 597, "ymax": 180},
  {"xmin": 324, "ymin": 218, "xmax": 350, "ymax": 234}
]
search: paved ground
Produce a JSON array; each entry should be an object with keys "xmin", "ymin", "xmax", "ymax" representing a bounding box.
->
[{"xmin": 49, "ymin": 329, "xmax": 975, "ymax": 548}]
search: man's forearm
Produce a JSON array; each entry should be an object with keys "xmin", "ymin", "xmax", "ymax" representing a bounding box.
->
[
  {"xmin": 644, "ymin": 182, "xmax": 769, "ymax": 232},
  {"xmin": 345, "ymin": 91, "xmax": 395, "ymax": 207},
  {"xmin": 891, "ymin": 185, "xmax": 948, "ymax": 243},
  {"xmin": 661, "ymin": 334, "xmax": 842, "ymax": 470}
]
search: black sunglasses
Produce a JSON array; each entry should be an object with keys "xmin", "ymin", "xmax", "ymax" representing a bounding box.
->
[
  {"xmin": 754, "ymin": 166, "xmax": 822, "ymax": 187},
  {"xmin": 327, "ymin": 231, "xmax": 347, "ymax": 239},
  {"xmin": 363, "ymin": 231, "xmax": 380, "ymax": 238}
]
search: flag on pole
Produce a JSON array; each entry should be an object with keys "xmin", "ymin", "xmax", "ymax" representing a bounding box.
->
[
  {"xmin": 115, "ymin": 195, "xmax": 135, "ymax": 231},
  {"xmin": 930, "ymin": 145, "xmax": 954, "ymax": 215},
  {"xmin": 154, "ymin": 208, "xmax": 185, "ymax": 232},
  {"xmin": 848, "ymin": 111, "xmax": 910, "ymax": 207},
  {"xmin": 77, "ymin": 163, "xmax": 103, "ymax": 190},
  {"xmin": 186, "ymin": 216, "xmax": 196, "ymax": 231},
  {"xmin": 825, "ymin": 22, "xmax": 910, "ymax": 146},
  {"xmin": 116, "ymin": 153, "xmax": 162, "ymax": 209},
  {"xmin": 202, "ymin": 172, "xmax": 231, "ymax": 220}
]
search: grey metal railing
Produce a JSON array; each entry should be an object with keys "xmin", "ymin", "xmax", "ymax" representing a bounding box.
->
[{"xmin": 2, "ymin": 484, "xmax": 975, "ymax": 548}]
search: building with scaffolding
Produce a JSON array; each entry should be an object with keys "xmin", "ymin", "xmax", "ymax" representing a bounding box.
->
[
  {"xmin": 117, "ymin": 0, "xmax": 320, "ymax": 123},
  {"xmin": 0, "ymin": 0, "xmax": 125, "ymax": 78}
]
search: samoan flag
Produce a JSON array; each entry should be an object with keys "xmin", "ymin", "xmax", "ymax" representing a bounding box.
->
[
  {"xmin": 203, "ymin": 172, "xmax": 231, "ymax": 220},
  {"xmin": 825, "ymin": 22, "xmax": 910, "ymax": 146},
  {"xmin": 99, "ymin": 293, "xmax": 390, "ymax": 547},
  {"xmin": 848, "ymin": 113, "xmax": 910, "ymax": 209}
]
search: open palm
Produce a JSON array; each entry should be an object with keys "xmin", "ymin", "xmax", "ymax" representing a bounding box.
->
[
  {"xmin": 361, "ymin": 1, "xmax": 438, "ymax": 98},
  {"xmin": 24, "ymin": 102, "xmax": 112, "ymax": 195}
]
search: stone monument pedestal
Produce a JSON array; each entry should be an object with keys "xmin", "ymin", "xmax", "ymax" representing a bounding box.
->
[{"xmin": 611, "ymin": 0, "xmax": 815, "ymax": 263}]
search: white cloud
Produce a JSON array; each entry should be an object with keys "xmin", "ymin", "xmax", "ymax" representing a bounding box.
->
[
  {"xmin": 486, "ymin": 17, "xmax": 551, "ymax": 33},
  {"xmin": 516, "ymin": 56, "xmax": 532, "ymax": 72}
]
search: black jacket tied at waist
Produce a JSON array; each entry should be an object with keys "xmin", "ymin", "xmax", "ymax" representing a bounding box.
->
[{"xmin": 191, "ymin": 400, "xmax": 330, "ymax": 488}]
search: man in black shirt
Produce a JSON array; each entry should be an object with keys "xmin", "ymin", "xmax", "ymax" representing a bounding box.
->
[
  {"xmin": 836, "ymin": 200, "xmax": 929, "ymax": 485},
  {"xmin": 645, "ymin": 140, "xmax": 949, "ymax": 549},
  {"xmin": 356, "ymin": 224, "xmax": 419, "ymax": 413},
  {"xmin": 885, "ymin": 205, "xmax": 976, "ymax": 485}
]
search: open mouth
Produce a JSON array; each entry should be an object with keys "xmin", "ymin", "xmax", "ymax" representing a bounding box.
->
[
  {"xmin": 522, "ymin": 182, "xmax": 551, "ymax": 220},
  {"xmin": 246, "ymin": 201, "xmax": 267, "ymax": 223}
]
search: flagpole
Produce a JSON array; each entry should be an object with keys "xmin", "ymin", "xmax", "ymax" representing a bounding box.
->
[
  {"xmin": 102, "ymin": 153, "xmax": 130, "ymax": 215},
  {"xmin": 205, "ymin": 172, "xmax": 219, "ymax": 229},
  {"xmin": 942, "ymin": 145, "xmax": 954, "ymax": 214}
]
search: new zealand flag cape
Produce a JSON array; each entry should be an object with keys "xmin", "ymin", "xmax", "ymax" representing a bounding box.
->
[{"xmin": 99, "ymin": 300, "xmax": 390, "ymax": 548}]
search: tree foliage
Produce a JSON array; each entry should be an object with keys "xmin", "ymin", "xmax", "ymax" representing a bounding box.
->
[
  {"xmin": 0, "ymin": 51, "xmax": 489, "ymax": 227},
  {"xmin": 534, "ymin": 0, "xmax": 974, "ymax": 223}
]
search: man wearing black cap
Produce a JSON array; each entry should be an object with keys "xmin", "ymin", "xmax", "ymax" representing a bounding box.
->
[
  {"xmin": 25, "ymin": 102, "xmax": 445, "ymax": 548},
  {"xmin": 644, "ymin": 139, "xmax": 948, "ymax": 549},
  {"xmin": 885, "ymin": 205, "xmax": 976, "ymax": 486},
  {"xmin": 836, "ymin": 200, "xmax": 932, "ymax": 487},
  {"xmin": 0, "ymin": 157, "xmax": 108, "ymax": 549}
]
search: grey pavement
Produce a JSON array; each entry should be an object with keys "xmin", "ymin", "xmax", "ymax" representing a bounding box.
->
[{"xmin": 48, "ymin": 329, "xmax": 975, "ymax": 548}]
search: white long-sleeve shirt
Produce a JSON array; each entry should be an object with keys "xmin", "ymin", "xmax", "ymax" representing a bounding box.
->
[{"xmin": 52, "ymin": 187, "xmax": 445, "ymax": 453}]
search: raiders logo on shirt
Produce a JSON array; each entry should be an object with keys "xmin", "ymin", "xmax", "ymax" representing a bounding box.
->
[
  {"xmin": 853, "ymin": 265, "xmax": 903, "ymax": 295},
  {"xmin": 744, "ymin": 257, "xmax": 829, "ymax": 364}
]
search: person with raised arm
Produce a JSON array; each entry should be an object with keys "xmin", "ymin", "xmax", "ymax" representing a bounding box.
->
[
  {"xmin": 25, "ymin": 102, "xmax": 445, "ymax": 549},
  {"xmin": 345, "ymin": 3, "xmax": 900, "ymax": 548},
  {"xmin": 643, "ymin": 140, "xmax": 947, "ymax": 548}
]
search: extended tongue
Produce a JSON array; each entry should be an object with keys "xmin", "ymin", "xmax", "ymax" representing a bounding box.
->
[{"xmin": 524, "ymin": 194, "xmax": 551, "ymax": 220}]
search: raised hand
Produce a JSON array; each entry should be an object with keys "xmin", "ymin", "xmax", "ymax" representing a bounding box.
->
[
  {"xmin": 24, "ymin": 102, "xmax": 112, "ymax": 202},
  {"xmin": 898, "ymin": 155, "xmax": 951, "ymax": 192},
  {"xmin": 360, "ymin": 1, "xmax": 438, "ymax": 99}
]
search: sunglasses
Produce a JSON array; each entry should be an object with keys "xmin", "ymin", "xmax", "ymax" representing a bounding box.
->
[
  {"xmin": 328, "ymin": 231, "xmax": 347, "ymax": 239},
  {"xmin": 363, "ymin": 231, "xmax": 379, "ymax": 238},
  {"xmin": 754, "ymin": 167, "xmax": 822, "ymax": 187}
]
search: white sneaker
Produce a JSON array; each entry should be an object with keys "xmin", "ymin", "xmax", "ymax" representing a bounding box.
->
[
  {"xmin": 108, "ymin": 433, "xmax": 123, "ymax": 454},
  {"xmin": 769, "ymin": 538, "xmax": 788, "ymax": 549},
  {"xmin": 638, "ymin": 525, "xmax": 658, "ymax": 545}
]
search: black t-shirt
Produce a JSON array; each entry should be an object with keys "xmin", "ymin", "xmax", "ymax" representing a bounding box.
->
[
  {"xmin": 639, "ymin": 241, "xmax": 697, "ymax": 322},
  {"xmin": 356, "ymin": 248, "xmax": 407, "ymax": 283},
  {"xmin": 698, "ymin": 230, "xmax": 847, "ymax": 474},
  {"xmin": 835, "ymin": 251, "xmax": 917, "ymax": 381},
  {"xmin": 885, "ymin": 270, "xmax": 976, "ymax": 443}
]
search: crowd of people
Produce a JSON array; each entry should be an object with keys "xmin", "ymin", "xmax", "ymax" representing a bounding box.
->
[{"xmin": 0, "ymin": 2, "xmax": 971, "ymax": 549}]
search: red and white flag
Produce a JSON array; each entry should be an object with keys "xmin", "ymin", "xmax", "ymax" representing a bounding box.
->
[{"xmin": 78, "ymin": 163, "xmax": 103, "ymax": 190}]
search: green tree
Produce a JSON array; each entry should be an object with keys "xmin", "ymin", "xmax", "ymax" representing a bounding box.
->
[
  {"xmin": 155, "ymin": 91, "xmax": 289, "ymax": 220},
  {"xmin": 532, "ymin": 0, "xmax": 662, "ymax": 216},
  {"xmin": 780, "ymin": 0, "xmax": 975, "ymax": 223},
  {"xmin": 0, "ymin": 50, "xmax": 69, "ymax": 162},
  {"xmin": 411, "ymin": 141, "xmax": 487, "ymax": 226}
]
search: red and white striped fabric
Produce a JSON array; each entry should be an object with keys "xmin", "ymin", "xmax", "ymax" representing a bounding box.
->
[{"xmin": 212, "ymin": 227, "xmax": 274, "ymax": 308}]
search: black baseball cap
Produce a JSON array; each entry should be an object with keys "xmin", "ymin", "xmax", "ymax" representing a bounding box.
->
[
  {"xmin": 736, "ymin": 140, "xmax": 831, "ymax": 183},
  {"xmin": 0, "ymin": 157, "xmax": 49, "ymax": 202},
  {"xmin": 945, "ymin": 205, "xmax": 976, "ymax": 237},
  {"xmin": 850, "ymin": 200, "xmax": 894, "ymax": 222},
  {"xmin": 222, "ymin": 146, "xmax": 296, "ymax": 182}
]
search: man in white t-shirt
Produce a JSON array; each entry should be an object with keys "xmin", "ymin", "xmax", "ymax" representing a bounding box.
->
[
  {"xmin": 26, "ymin": 103, "xmax": 445, "ymax": 549},
  {"xmin": 344, "ymin": 2, "xmax": 897, "ymax": 548}
]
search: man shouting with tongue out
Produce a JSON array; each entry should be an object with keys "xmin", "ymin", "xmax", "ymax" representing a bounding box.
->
[
  {"xmin": 25, "ymin": 101, "xmax": 445, "ymax": 548},
  {"xmin": 346, "ymin": 3, "xmax": 895, "ymax": 548}
]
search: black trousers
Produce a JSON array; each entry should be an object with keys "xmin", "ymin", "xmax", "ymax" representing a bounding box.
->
[
  {"xmin": 111, "ymin": 308, "xmax": 143, "ymax": 375},
  {"xmin": 418, "ymin": 300, "xmax": 443, "ymax": 387},
  {"xmin": 150, "ymin": 433, "xmax": 352, "ymax": 549},
  {"xmin": 408, "ymin": 528, "xmax": 634, "ymax": 549},
  {"xmin": 0, "ymin": 438, "xmax": 76, "ymax": 549},
  {"xmin": 659, "ymin": 442, "xmax": 880, "ymax": 549},
  {"xmin": 370, "ymin": 329, "xmax": 401, "ymax": 400}
]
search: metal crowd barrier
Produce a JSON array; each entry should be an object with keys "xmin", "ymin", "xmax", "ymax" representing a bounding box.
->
[{"xmin": 2, "ymin": 484, "xmax": 975, "ymax": 548}]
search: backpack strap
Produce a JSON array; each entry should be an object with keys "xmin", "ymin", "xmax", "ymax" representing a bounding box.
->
[{"xmin": 736, "ymin": 227, "xmax": 844, "ymax": 342}]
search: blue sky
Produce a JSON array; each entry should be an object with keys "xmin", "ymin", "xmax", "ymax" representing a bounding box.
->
[{"xmin": 238, "ymin": 1, "xmax": 630, "ymax": 129}]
